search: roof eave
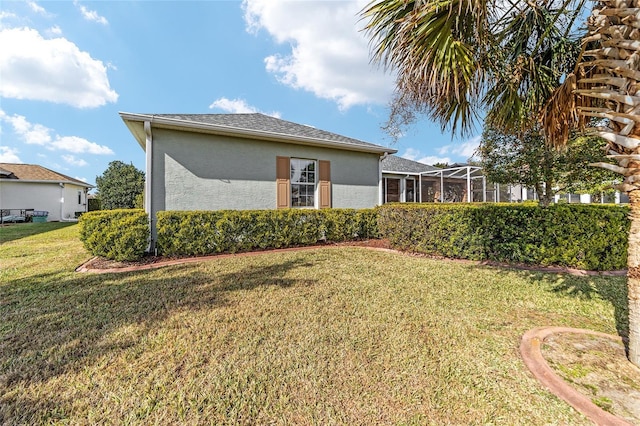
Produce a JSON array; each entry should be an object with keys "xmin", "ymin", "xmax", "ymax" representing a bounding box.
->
[
  {"xmin": 382, "ymin": 170, "xmax": 425, "ymax": 175},
  {"xmin": 0, "ymin": 178, "xmax": 93, "ymax": 188},
  {"xmin": 119, "ymin": 112, "xmax": 397, "ymax": 155}
]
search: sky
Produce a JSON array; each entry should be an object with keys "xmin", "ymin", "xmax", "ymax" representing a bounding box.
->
[{"xmin": 0, "ymin": 0, "xmax": 481, "ymax": 188}]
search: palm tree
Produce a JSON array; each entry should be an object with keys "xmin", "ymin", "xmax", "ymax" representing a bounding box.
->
[{"xmin": 362, "ymin": 0, "xmax": 640, "ymax": 367}]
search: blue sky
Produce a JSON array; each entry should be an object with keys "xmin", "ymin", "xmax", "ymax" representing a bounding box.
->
[{"xmin": 0, "ymin": 0, "xmax": 481, "ymax": 187}]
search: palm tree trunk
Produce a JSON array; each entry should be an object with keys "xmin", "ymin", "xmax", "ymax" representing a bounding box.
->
[
  {"xmin": 570, "ymin": 0, "xmax": 640, "ymax": 368},
  {"xmin": 627, "ymin": 189, "xmax": 640, "ymax": 365}
]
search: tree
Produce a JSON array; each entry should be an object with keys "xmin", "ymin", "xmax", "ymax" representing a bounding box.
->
[
  {"xmin": 362, "ymin": 0, "xmax": 640, "ymax": 367},
  {"xmin": 95, "ymin": 161, "xmax": 145, "ymax": 210},
  {"xmin": 479, "ymin": 128, "xmax": 618, "ymax": 206},
  {"xmin": 364, "ymin": 0, "xmax": 582, "ymax": 138},
  {"xmin": 559, "ymin": 0, "xmax": 640, "ymax": 367}
]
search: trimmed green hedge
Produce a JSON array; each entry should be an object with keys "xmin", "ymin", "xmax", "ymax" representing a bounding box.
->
[
  {"xmin": 78, "ymin": 204, "xmax": 629, "ymax": 270},
  {"xmin": 378, "ymin": 203, "xmax": 629, "ymax": 271},
  {"xmin": 79, "ymin": 209, "xmax": 149, "ymax": 261},
  {"xmin": 156, "ymin": 208, "xmax": 379, "ymax": 256}
]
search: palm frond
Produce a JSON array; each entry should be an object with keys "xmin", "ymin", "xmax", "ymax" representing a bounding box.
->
[
  {"xmin": 541, "ymin": 72, "xmax": 580, "ymax": 147},
  {"xmin": 362, "ymin": 0, "xmax": 489, "ymax": 135}
]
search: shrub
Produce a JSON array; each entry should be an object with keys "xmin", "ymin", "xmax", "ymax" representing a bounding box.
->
[
  {"xmin": 156, "ymin": 208, "xmax": 379, "ymax": 256},
  {"xmin": 378, "ymin": 203, "xmax": 629, "ymax": 271},
  {"xmin": 87, "ymin": 197, "xmax": 101, "ymax": 211},
  {"xmin": 79, "ymin": 209, "xmax": 148, "ymax": 261}
]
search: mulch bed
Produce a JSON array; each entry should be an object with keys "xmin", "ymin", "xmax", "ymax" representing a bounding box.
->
[
  {"xmin": 83, "ymin": 239, "xmax": 394, "ymax": 271},
  {"xmin": 79, "ymin": 239, "xmax": 626, "ymax": 277}
]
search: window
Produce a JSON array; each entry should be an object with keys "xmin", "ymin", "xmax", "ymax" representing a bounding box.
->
[
  {"xmin": 383, "ymin": 178, "xmax": 400, "ymax": 203},
  {"xmin": 290, "ymin": 158, "xmax": 316, "ymax": 208},
  {"xmin": 78, "ymin": 191, "xmax": 82, "ymax": 205},
  {"xmin": 406, "ymin": 179, "xmax": 415, "ymax": 202},
  {"xmin": 276, "ymin": 157, "xmax": 330, "ymax": 209}
]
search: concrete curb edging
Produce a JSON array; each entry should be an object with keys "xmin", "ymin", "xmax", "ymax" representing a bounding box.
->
[{"xmin": 520, "ymin": 327, "xmax": 632, "ymax": 426}]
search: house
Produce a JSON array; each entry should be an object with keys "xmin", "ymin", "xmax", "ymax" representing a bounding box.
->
[
  {"xmin": 0, "ymin": 163, "xmax": 93, "ymax": 222},
  {"xmin": 120, "ymin": 112, "xmax": 398, "ymax": 248}
]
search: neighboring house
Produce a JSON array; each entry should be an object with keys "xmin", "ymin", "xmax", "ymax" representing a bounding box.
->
[
  {"xmin": 120, "ymin": 112, "xmax": 398, "ymax": 248},
  {"xmin": 0, "ymin": 163, "xmax": 93, "ymax": 222}
]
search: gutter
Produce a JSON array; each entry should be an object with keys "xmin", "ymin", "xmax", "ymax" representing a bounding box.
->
[
  {"xmin": 379, "ymin": 152, "xmax": 389, "ymax": 205},
  {"xmin": 382, "ymin": 170, "xmax": 424, "ymax": 176},
  {"xmin": 0, "ymin": 179, "xmax": 93, "ymax": 188},
  {"xmin": 144, "ymin": 119, "xmax": 155, "ymax": 254}
]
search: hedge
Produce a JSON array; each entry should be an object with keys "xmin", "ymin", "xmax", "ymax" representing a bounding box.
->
[
  {"xmin": 78, "ymin": 204, "xmax": 629, "ymax": 270},
  {"xmin": 79, "ymin": 209, "xmax": 149, "ymax": 261},
  {"xmin": 377, "ymin": 203, "xmax": 629, "ymax": 271},
  {"xmin": 156, "ymin": 208, "xmax": 379, "ymax": 256}
]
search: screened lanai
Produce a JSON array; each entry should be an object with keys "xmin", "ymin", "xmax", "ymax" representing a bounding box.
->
[{"xmin": 380, "ymin": 155, "xmax": 535, "ymax": 204}]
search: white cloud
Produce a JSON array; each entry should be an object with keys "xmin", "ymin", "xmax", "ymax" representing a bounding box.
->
[
  {"xmin": 0, "ymin": 110, "xmax": 114, "ymax": 155},
  {"xmin": 209, "ymin": 97, "xmax": 281, "ymax": 118},
  {"xmin": 0, "ymin": 146, "xmax": 22, "ymax": 163},
  {"xmin": 62, "ymin": 154, "xmax": 88, "ymax": 167},
  {"xmin": 27, "ymin": 1, "xmax": 47, "ymax": 15},
  {"xmin": 417, "ymin": 155, "xmax": 453, "ymax": 166},
  {"xmin": 242, "ymin": 0, "xmax": 393, "ymax": 111},
  {"xmin": 0, "ymin": 27, "xmax": 118, "ymax": 108},
  {"xmin": 75, "ymin": 1, "xmax": 108, "ymax": 25},
  {"xmin": 210, "ymin": 97, "xmax": 258, "ymax": 114},
  {"xmin": 401, "ymin": 148, "xmax": 451, "ymax": 166},
  {"xmin": 0, "ymin": 11, "xmax": 17, "ymax": 22},
  {"xmin": 53, "ymin": 136, "xmax": 113, "ymax": 155},
  {"xmin": 48, "ymin": 25, "xmax": 62, "ymax": 35},
  {"xmin": 437, "ymin": 135, "xmax": 481, "ymax": 160},
  {"xmin": 401, "ymin": 148, "xmax": 422, "ymax": 161}
]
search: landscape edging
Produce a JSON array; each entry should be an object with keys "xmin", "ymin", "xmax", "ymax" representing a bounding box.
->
[{"xmin": 520, "ymin": 327, "xmax": 633, "ymax": 426}]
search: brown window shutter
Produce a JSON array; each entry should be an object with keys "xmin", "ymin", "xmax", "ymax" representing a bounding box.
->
[
  {"xmin": 319, "ymin": 160, "xmax": 331, "ymax": 209},
  {"xmin": 276, "ymin": 156, "xmax": 290, "ymax": 209}
]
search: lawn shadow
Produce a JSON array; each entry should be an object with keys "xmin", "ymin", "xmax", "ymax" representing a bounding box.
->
[
  {"xmin": 508, "ymin": 268, "xmax": 629, "ymax": 349},
  {"xmin": 0, "ymin": 222, "xmax": 76, "ymax": 244},
  {"xmin": 0, "ymin": 258, "xmax": 316, "ymax": 421}
]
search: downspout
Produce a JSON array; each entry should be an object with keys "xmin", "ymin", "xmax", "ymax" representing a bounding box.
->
[
  {"xmin": 379, "ymin": 152, "xmax": 389, "ymax": 205},
  {"xmin": 59, "ymin": 183, "xmax": 82, "ymax": 222},
  {"xmin": 144, "ymin": 120, "xmax": 155, "ymax": 253},
  {"xmin": 466, "ymin": 166, "xmax": 471, "ymax": 203},
  {"xmin": 59, "ymin": 182, "xmax": 64, "ymax": 221},
  {"xmin": 405, "ymin": 174, "xmax": 411, "ymax": 202}
]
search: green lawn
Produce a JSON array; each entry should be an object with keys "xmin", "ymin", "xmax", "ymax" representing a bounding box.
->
[{"xmin": 0, "ymin": 223, "xmax": 628, "ymax": 425}]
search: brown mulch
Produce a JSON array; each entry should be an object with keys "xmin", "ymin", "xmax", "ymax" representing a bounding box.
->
[
  {"xmin": 78, "ymin": 239, "xmax": 626, "ymax": 277},
  {"xmin": 81, "ymin": 239, "xmax": 394, "ymax": 271}
]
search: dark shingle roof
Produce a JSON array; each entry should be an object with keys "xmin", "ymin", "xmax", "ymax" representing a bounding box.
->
[
  {"xmin": 381, "ymin": 155, "xmax": 439, "ymax": 173},
  {"xmin": 0, "ymin": 163, "xmax": 92, "ymax": 186},
  {"xmin": 146, "ymin": 113, "xmax": 393, "ymax": 152}
]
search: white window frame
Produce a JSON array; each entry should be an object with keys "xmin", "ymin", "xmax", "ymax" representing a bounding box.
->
[{"xmin": 290, "ymin": 158, "xmax": 317, "ymax": 208}]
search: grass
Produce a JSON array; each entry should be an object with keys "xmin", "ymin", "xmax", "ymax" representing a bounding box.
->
[{"xmin": 0, "ymin": 223, "xmax": 629, "ymax": 425}]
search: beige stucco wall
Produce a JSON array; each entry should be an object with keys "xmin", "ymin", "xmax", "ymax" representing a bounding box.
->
[
  {"xmin": 0, "ymin": 181, "xmax": 87, "ymax": 221},
  {"xmin": 150, "ymin": 128, "xmax": 381, "ymax": 214}
]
